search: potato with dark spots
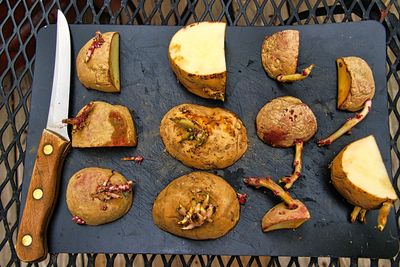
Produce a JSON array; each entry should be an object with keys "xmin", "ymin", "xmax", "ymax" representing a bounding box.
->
[
  {"xmin": 66, "ymin": 167, "xmax": 134, "ymax": 225},
  {"xmin": 63, "ymin": 101, "xmax": 137, "ymax": 148},
  {"xmin": 160, "ymin": 104, "xmax": 248, "ymax": 170},
  {"xmin": 152, "ymin": 171, "xmax": 240, "ymax": 240}
]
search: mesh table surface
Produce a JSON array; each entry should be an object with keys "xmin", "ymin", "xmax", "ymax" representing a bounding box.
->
[{"xmin": 1, "ymin": 0, "xmax": 399, "ymax": 266}]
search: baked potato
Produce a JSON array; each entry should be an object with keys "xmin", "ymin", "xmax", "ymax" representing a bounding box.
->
[
  {"xmin": 66, "ymin": 167, "xmax": 134, "ymax": 225},
  {"xmin": 76, "ymin": 31, "xmax": 120, "ymax": 92},
  {"xmin": 169, "ymin": 22, "xmax": 226, "ymax": 100},
  {"xmin": 160, "ymin": 104, "xmax": 248, "ymax": 170},
  {"xmin": 261, "ymin": 30, "xmax": 314, "ymax": 82},
  {"xmin": 330, "ymin": 135, "xmax": 398, "ymax": 231},
  {"xmin": 256, "ymin": 96, "xmax": 318, "ymax": 189},
  {"xmin": 152, "ymin": 171, "xmax": 240, "ymax": 240},
  {"xmin": 63, "ymin": 101, "xmax": 137, "ymax": 148}
]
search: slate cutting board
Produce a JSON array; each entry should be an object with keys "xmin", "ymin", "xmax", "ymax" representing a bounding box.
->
[{"xmin": 20, "ymin": 21, "xmax": 399, "ymax": 257}]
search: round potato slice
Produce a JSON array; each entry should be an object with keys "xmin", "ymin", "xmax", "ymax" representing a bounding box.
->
[
  {"xmin": 66, "ymin": 167, "xmax": 133, "ymax": 225},
  {"xmin": 160, "ymin": 104, "xmax": 248, "ymax": 169},
  {"xmin": 256, "ymin": 96, "xmax": 317, "ymax": 147},
  {"xmin": 261, "ymin": 30, "xmax": 299, "ymax": 79},
  {"xmin": 152, "ymin": 171, "xmax": 240, "ymax": 240}
]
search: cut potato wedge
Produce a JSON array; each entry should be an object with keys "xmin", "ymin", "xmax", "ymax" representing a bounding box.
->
[
  {"xmin": 63, "ymin": 101, "xmax": 137, "ymax": 148},
  {"xmin": 77, "ymin": 32, "xmax": 120, "ymax": 92},
  {"xmin": 169, "ymin": 22, "xmax": 227, "ymax": 100},
  {"xmin": 331, "ymin": 135, "xmax": 398, "ymax": 230},
  {"xmin": 262, "ymin": 200, "xmax": 310, "ymax": 232},
  {"xmin": 336, "ymin": 57, "xmax": 375, "ymax": 112}
]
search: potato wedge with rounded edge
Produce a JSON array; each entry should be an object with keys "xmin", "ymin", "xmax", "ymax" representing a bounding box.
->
[
  {"xmin": 262, "ymin": 200, "xmax": 310, "ymax": 232},
  {"xmin": 63, "ymin": 101, "xmax": 137, "ymax": 148},
  {"xmin": 152, "ymin": 171, "xmax": 240, "ymax": 240},
  {"xmin": 337, "ymin": 57, "xmax": 375, "ymax": 112},
  {"xmin": 160, "ymin": 103, "xmax": 248, "ymax": 170},
  {"xmin": 66, "ymin": 167, "xmax": 133, "ymax": 226},
  {"xmin": 331, "ymin": 135, "xmax": 398, "ymax": 230},
  {"xmin": 77, "ymin": 32, "xmax": 120, "ymax": 92},
  {"xmin": 169, "ymin": 22, "xmax": 226, "ymax": 100}
]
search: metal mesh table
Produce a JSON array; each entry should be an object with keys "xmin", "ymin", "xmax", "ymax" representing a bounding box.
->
[{"xmin": 1, "ymin": 0, "xmax": 399, "ymax": 266}]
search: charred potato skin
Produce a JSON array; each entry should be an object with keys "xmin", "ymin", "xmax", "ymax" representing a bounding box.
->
[
  {"xmin": 256, "ymin": 96, "xmax": 317, "ymax": 147},
  {"xmin": 331, "ymin": 147, "xmax": 393, "ymax": 210},
  {"xmin": 338, "ymin": 57, "xmax": 375, "ymax": 112},
  {"xmin": 152, "ymin": 172, "xmax": 240, "ymax": 240},
  {"xmin": 66, "ymin": 167, "xmax": 133, "ymax": 225},
  {"xmin": 76, "ymin": 32, "xmax": 120, "ymax": 92},
  {"xmin": 261, "ymin": 30, "xmax": 299, "ymax": 79},
  {"xmin": 160, "ymin": 104, "xmax": 248, "ymax": 169},
  {"xmin": 71, "ymin": 101, "xmax": 137, "ymax": 148},
  {"xmin": 168, "ymin": 22, "xmax": 227, "ymax": 101}
]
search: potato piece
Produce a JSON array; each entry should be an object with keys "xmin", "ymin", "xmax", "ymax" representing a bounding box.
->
[
  {"xmin": 262, "ymin": 200, "xmax": 310, "ymax": 232},
  {"xmin": 66, "ymin": 167, "xmax": 134, "ymax": 225},
  {"xmin": 63, "ymin": 101, "xmax": 137, "ymax": 148},
  {"xmin": 330, "ymin": 135, "xmax": 398, "ymax": 230},
  {"xmin": 76, "ymin": 32, "xmax": 120, "ymax": 92},
  {"xmin": 152, "ymin": 171, "xmax": 240, "ymax": 240},
  {"xmin": 169, "ymin": 22, "xmax": 226, "ymax": 100},
  {"xmin": 261, "ymin": 30, "xmax": 314, "ymax": 82},
  {"xmin": 256, "ymin": 96, "xmax": 317, "ymax": 148},
  {"xmin": 160, "ymin": 104, "xmax": 248, "ymax": 170},
  {"xmin": 337, "ymin": 57, "xmax": 375, "ymax": 112}
]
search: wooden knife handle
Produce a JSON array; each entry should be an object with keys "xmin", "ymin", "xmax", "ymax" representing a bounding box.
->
[{"xmin": 16, "ymin": 129, "xmax": 71, "ymax": 262}]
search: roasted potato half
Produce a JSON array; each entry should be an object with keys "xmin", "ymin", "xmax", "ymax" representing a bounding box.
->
[
  {"xmin": 152, "ymin": 171, "xmax": 240, "ymax": 240},
  {"xmin": 160, "ymin": 104, "xmax": 248, "ymax": 169},
  {"xmin": 63, "ymin": 101, "xmax": 137, "ymax": 148},
  {"xmin": 169, "ymin": 22, "xmax": 227, "ymax": 100},
  {"xmin": 77, "ymin": 31, "xmax": 120, "ymax": 92},
  {"xmin": 66, "ymin": 167, "xmax": 134, "ymax": 225},
  {"xmin": 331, "ymin": 135, "xmax": 398, "ymax": 231}
]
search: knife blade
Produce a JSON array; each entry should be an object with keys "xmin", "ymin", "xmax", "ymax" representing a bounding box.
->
[{"xmin": 16, "ymin": 10, "xmax": 71, "ymax": 262}]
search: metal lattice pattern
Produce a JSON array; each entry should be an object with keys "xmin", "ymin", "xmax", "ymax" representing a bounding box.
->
[{"xmin": 1, "ymin": 0, "xmax": 399, "ymax": 266}]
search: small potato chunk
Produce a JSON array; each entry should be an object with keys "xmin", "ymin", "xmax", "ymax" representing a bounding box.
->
[
  {"xmin": 63, "ymin": 101, "xmax": 137, "ymax": 148},
  {"xmin": 77, "ymin": 32, "xmax": 120, "ymax": 92},
  {"xmin": 66, "ymin": 167, "xmax": 134, "ymax": 225},
  {"xmin": 337, "ymin": 57, "xmax": 375, "ymax": 112},
  {"xmin": 330, "ymin": 135, "xmax": 398, "ymax": 230},
  {"xmin": 169, "ymin": 22, "xmax": 227, "ymax": 100},
  {"xmin": 262, "ymin": 200, "xmax": 310, "ymax": 232},
  {"xmin": 152, "ymin": 172, "xmax": 240, "ymax": 240},
  {"xmin": 160, "ymin": 104, "xmax": 248, "ymax": 170}
]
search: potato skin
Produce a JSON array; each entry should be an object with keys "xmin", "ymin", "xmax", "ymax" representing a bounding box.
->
[
  {"xmin": 152, "ymin": 171, "xmax": 240, "ymax": 240},
  {"xmin": 338, "ymin": 57, "xmax": 375, "ymax": 112},
  {"xmin": 256, "ymin": 96, "xmax": 317, "ymax": 147},
  {"xmin": 160, "ymin": 104, "xmax": 248, "ymax": 169},
  {"xmin": 70, "ymin": 101, "xmax": 137, "ymax": 148},
  {"xmin": 331, "ymin": 147, "xmax": 392, "ymax": 210},
  {"xmin": 66, "ymin": 167, "xmax": 133, "ymax": 225},
  {"xmin": 261, "ymin": 30, "xmax": 299, "ymax": 79},
  {"xmin": 76, "ymin": 32, "xmax": 120, "ymax": 92}
]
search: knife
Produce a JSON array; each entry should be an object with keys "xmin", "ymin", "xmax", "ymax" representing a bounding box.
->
[{"xmin": 16, "ymin": 10, "xmax": 71, "ymax": 262}]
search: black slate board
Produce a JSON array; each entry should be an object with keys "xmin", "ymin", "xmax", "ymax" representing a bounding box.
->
[{"xmin": 21, "ymin": 21, "xmax": 399, "ymax": 258}]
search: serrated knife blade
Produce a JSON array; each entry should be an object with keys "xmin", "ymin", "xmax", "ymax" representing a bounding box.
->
[{"xmin": 16, "ymin": 10, "xmax": 72, "ymax": 263}]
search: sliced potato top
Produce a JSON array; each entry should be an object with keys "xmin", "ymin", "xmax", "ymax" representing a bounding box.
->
[{"xmin": 169, "ymin": 22, "xmax": 226, "ymax": 75}]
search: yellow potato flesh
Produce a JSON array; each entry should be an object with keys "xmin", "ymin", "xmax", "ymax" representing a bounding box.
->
[
  {"xmin": 110, "ymin": 34, "xmax": 120, "ymax": 91},
  {"xmin": 341, "ymin": 136, "xmax": 397, "ymax": 200},
  {"xmin": 169, "ymin": 22, "xmax": 226, "ymax": 75},
  {"xmin": 337, "ymin": 58, "xmax": 351, "ymax": 109}
]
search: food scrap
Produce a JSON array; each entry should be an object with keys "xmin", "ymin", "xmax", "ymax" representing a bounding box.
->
[
  {"xmin": 72, "ymin": 215, "xmax": 86, "ymax": 225},
  {"xmin": 237, "ymin": 192, "xmax": 248, "ymax": 205},
  {"xmin": 121, "ymin": 156, "xmax": 144, "ymax": 164}
]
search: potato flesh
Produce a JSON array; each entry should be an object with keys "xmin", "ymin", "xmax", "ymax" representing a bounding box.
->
[
  {"xmin": 341, "ymin": 136, "xmax": 397, "ymax": 200},
  {"xmin": 169, "ymin": 22, "xmax": 226, "ymax": 75},
  {"xmin": 337, "ymin": 58, "xmax": 351, "ymax": 109},
  {"xmin": 110, "ymin": 34, "xmax": 120, "ymax": 91}
]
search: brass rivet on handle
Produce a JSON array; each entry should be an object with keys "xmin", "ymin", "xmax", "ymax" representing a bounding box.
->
[
  {"xmin": 43, "ymin": 144, "xmax": 53, "ymax": 155},
  {"xmin": 22, "ymin": 235, "xmax": 32, "ymax": 246},
  {"xmin": 33, "ymin": 188, "xmax": 43, "ymax": 200}
]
